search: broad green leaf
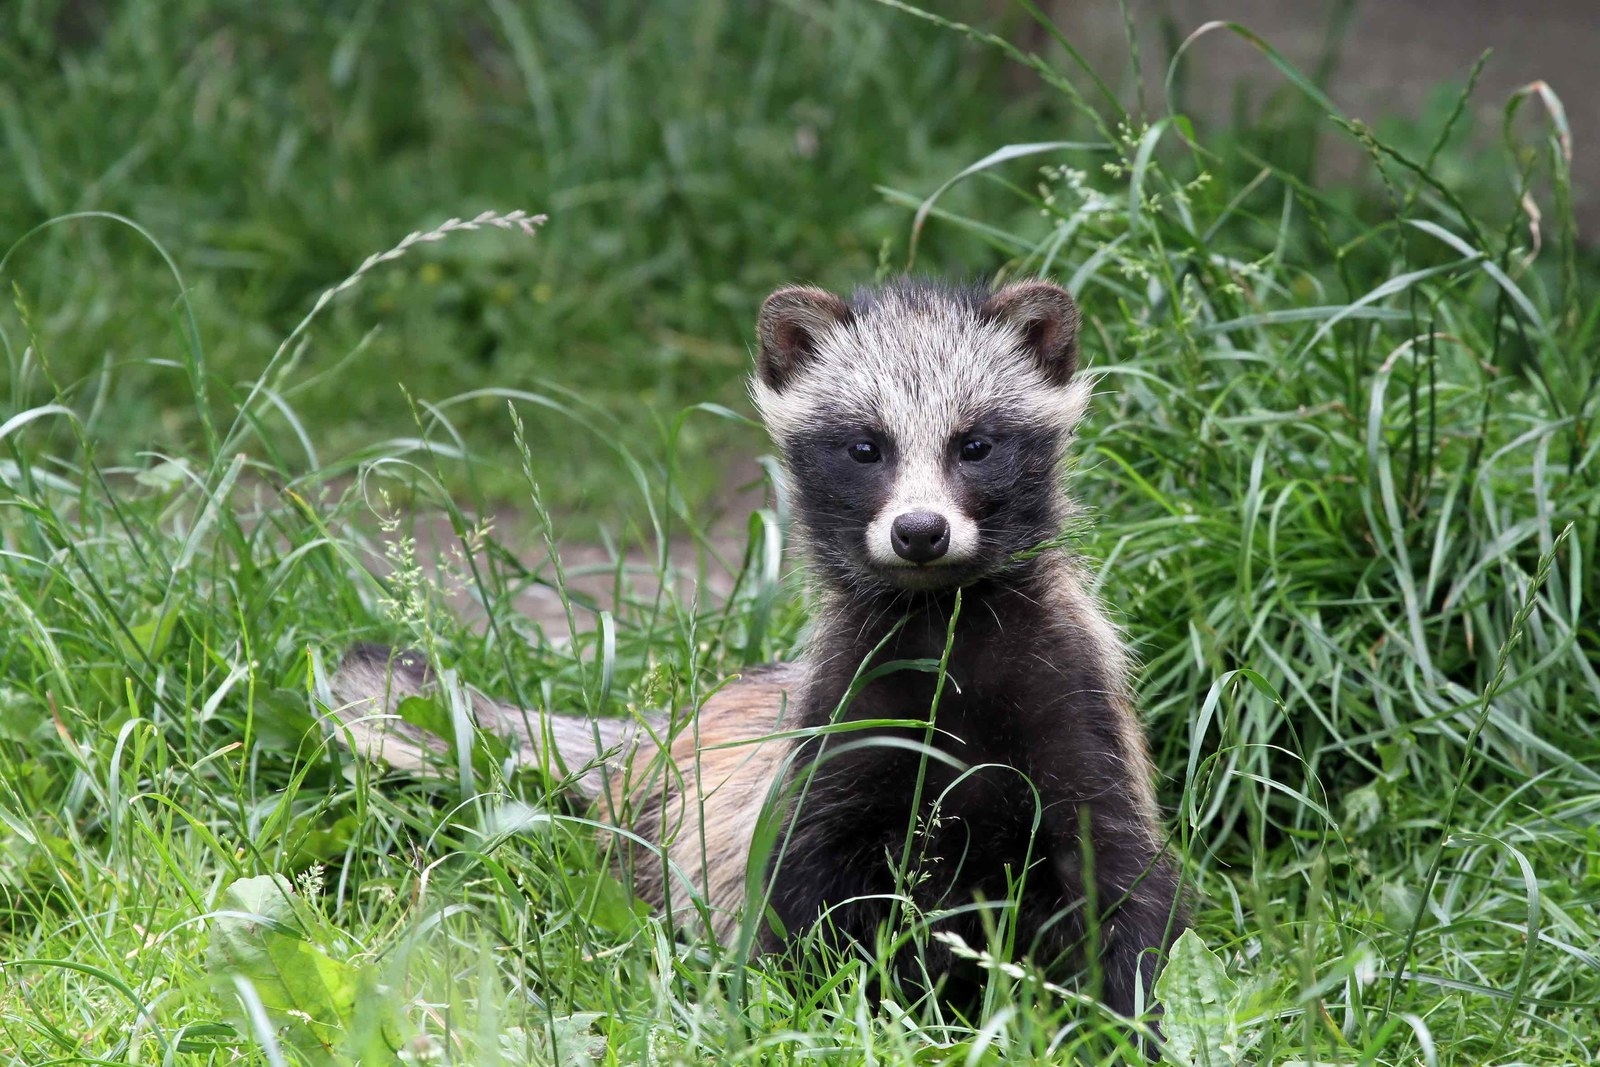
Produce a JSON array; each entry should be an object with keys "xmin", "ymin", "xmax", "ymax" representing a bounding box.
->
[
  {"xmin": 126, "ymin": 608, "xmax": 180, "ymax": 659},
  {"xmin": 134, "ymin": 457, "xmax": 192, "ymax": 491},
  {"xmin": 0, "ymin": 687, "xmax": 45, "ymax": 743},
  {"xmin": 395, "ymin": 693, "xmax": 452, "ymax": 738},
  {"xmin": 519, "ymin": 1013, "xmax": 607, "ymax": 1067},
  {"xmin": 208, "ymin": 874, "xmax": 403, "ymax": 1064},
  {"xmin": 287, "ymin": 813, "xmax": 360, "ymax": 866},
  {"xmin": 569, "ymin": 867, "xmax": 649, "ymax": 935},
  {"xmin": 1154, "ymin": 929, "xmax": 1256, "ymax": 1067}
]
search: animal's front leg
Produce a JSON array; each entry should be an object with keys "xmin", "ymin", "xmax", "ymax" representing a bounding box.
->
[
  {"xmin": 755, "ymin": 814, "xmax": 894, "ymax": 956},
  {"xmin": 1094, "ymin": 844, "xmax": 1184, "ymax": 1022},
  {"xmin": 1048, "ymin": 805, "xmax": 1185, "ymax": 1021}
]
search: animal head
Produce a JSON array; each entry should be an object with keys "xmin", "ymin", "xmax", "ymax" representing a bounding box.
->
[{"xmin": 751, "ymin": 279, "xmax": 1090, "ymax": 594}]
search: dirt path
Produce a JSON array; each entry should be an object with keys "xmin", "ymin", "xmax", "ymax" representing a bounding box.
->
[{"xmin": 387, "ymin": 459, "xmax": 770, "ymax": 644}]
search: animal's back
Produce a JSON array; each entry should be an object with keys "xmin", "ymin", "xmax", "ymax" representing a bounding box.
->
[{"xmin": 609, "ymin": 663, "xmax": 803, "ymax": 941}]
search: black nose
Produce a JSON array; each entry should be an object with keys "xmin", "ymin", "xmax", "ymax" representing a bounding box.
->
[{"xmin": 890, "ymin": 510, "xmax": 950, "ymax": 563}]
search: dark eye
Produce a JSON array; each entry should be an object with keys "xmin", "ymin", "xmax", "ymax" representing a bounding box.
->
[
  {"xmin": 847, "ymin": 441, "xmax": 881, "ymax": 464},
  {"xmin": 960, "ymin": 437, "xmax": 993, "ymax": 462}
]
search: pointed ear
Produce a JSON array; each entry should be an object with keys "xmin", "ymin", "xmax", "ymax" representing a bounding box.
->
[
  {"xmin": 981, "ymin": 281, "xmax": 1080, "ymax": 385},
  {"xmin": 755, "ymin": 286, "xmax": 853, "ymax": 391}
]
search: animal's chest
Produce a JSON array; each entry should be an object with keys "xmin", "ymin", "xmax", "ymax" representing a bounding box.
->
[{"xmin": 801, "ymin": 669, "xmax": 1059, "ymax": 896}]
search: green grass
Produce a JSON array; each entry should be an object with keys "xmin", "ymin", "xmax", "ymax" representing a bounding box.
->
[{"xmin": 3, "ymin": 2, "xmax": 1600, "ymax": 1064}]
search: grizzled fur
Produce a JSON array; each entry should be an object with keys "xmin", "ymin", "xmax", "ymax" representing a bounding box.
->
[{"xmin": 328, "ymin": 278, "xmax": 1183, "ymax": 1038}]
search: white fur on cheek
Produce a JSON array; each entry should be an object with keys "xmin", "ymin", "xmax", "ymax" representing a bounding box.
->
[{"xmin": 1050, "ymin": 376, "xmax": 1093, "ymax": 434}]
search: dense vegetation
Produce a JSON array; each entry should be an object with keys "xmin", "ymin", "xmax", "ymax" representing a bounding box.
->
[{"xmin": 2, "ymin": 1, "xmax": 1596, "ymax": 1064}]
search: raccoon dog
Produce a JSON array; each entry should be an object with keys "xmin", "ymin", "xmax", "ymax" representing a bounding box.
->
[{"xmin": 330, "ymin": 278, "xmax": 1184, "ymax": 1028}]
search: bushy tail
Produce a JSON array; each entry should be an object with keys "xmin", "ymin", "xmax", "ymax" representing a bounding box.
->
[{"xmin": 326, "ymin": 643, "xmax": 661, "ymax": 799}]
